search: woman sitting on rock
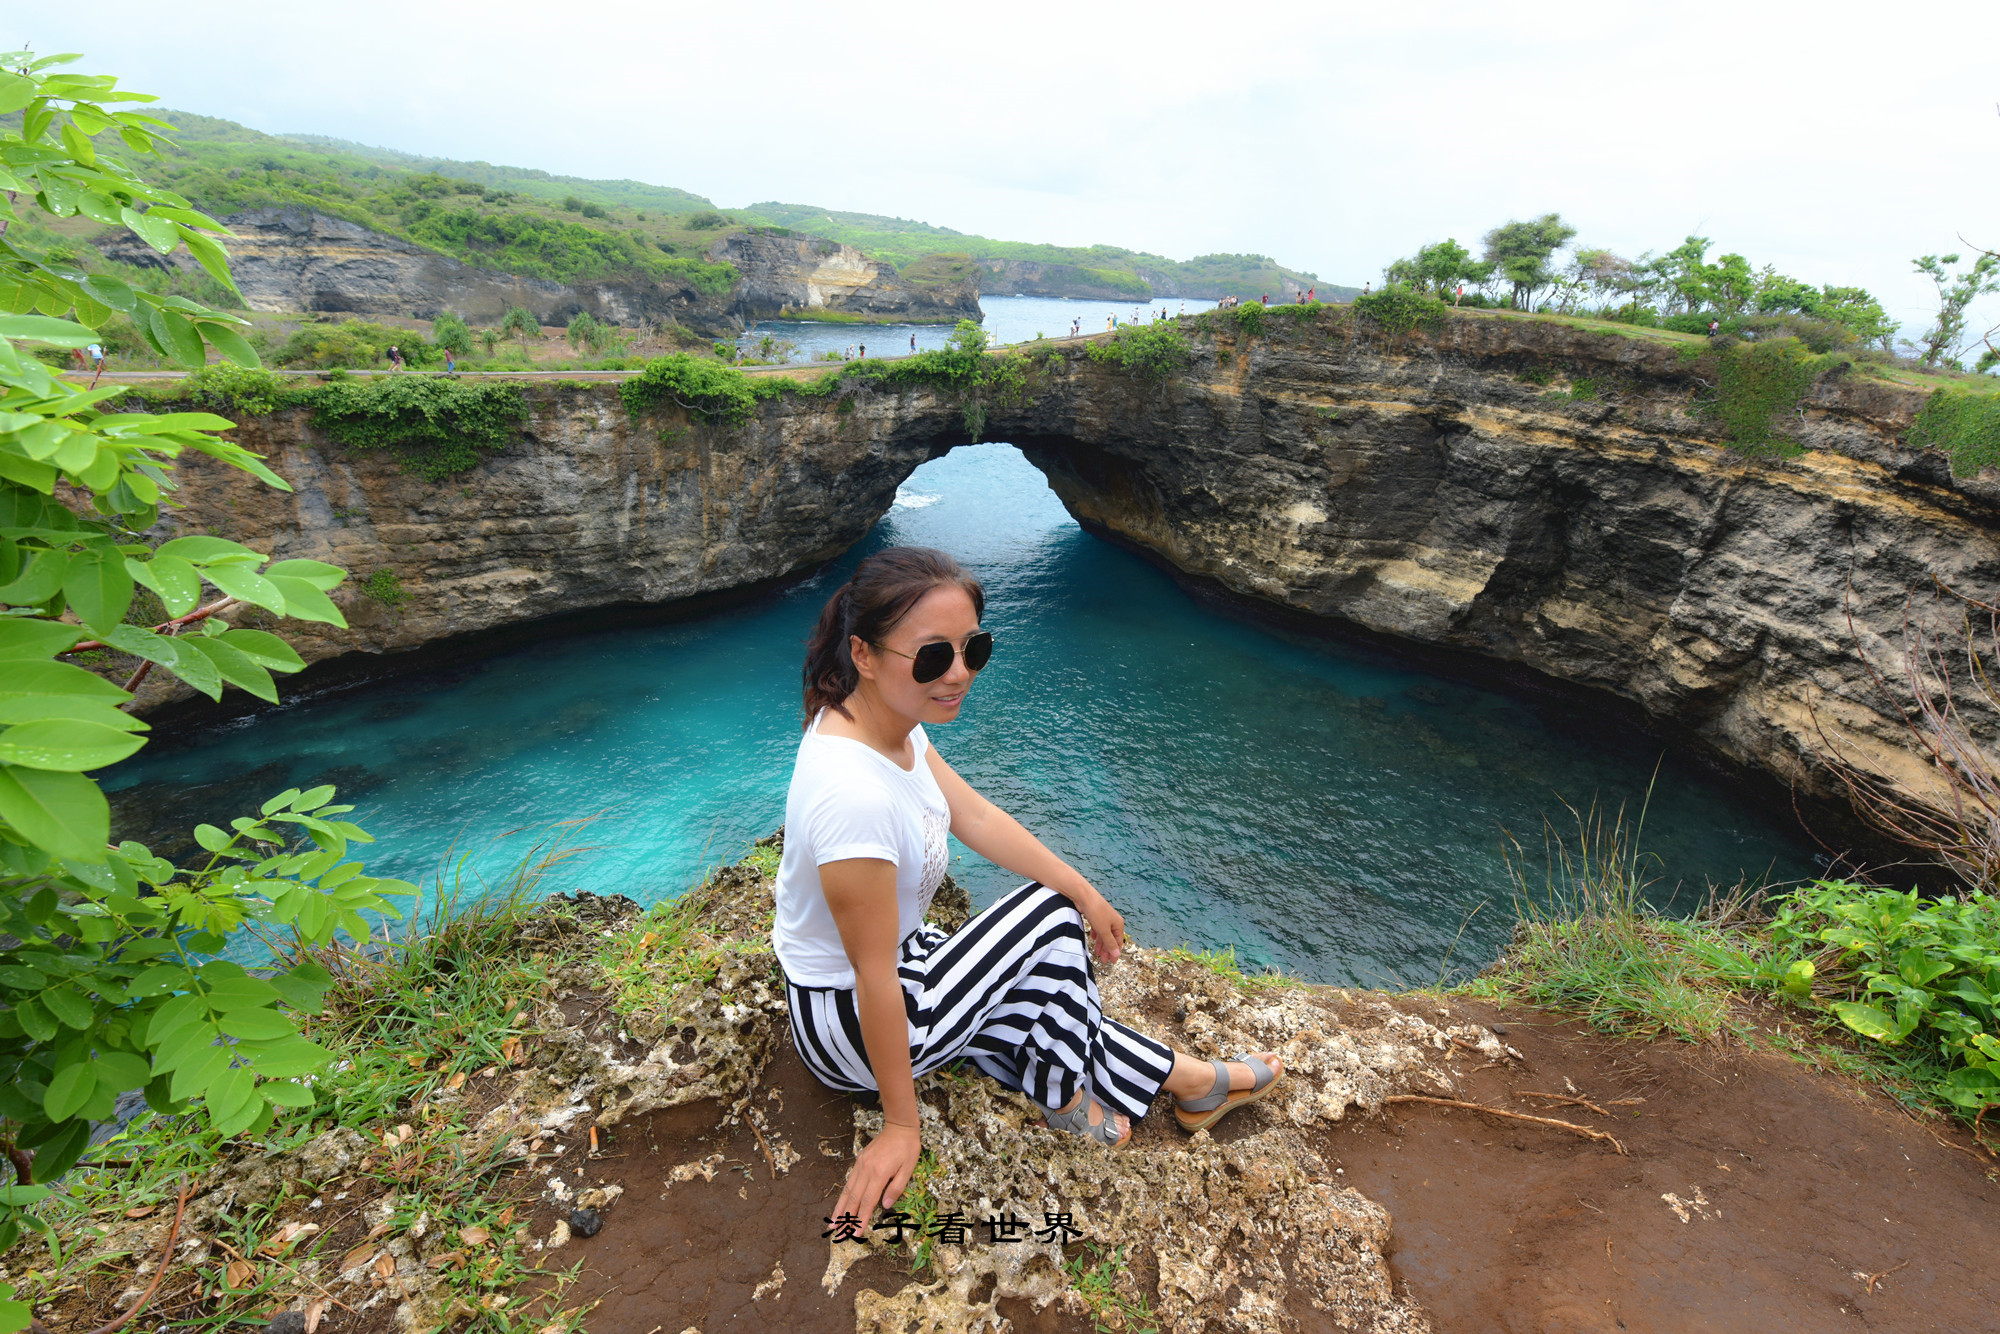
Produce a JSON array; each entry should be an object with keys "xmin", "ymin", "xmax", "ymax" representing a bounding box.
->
[{"xmin": 774, "ymin": 546, "xmax": 1285, "ymax": 1223}]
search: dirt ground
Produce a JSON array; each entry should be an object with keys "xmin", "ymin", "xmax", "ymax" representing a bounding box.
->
[{"xmin": 552, "ymin": 997, "xmax": 1999, "ymax": 1334}]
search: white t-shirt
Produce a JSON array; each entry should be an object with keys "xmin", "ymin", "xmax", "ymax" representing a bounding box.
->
[{"xmin": 772, "ymin": 711, "xmax": 951, "ymax": 987}]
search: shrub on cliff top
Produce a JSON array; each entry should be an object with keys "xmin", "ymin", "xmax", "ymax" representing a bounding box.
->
[
  {"xmin": 1354, "ymin": 285, "xmax": 1450, "ymax": 335},
  {"xmin": 1705, "ymin": 338, "xmax": 1845, "ymax": 457},
  {"xmin": 1088, "ymin": 322, "xmax": 1193, "ymax": 380},
  {"xmin": 622, "ymin": 353, "xmax": 785, "ymax": 425},
  {"xmin": 271, "ymin": 319, "xmax": 441, "ymax": 370},
  {"xmin": 1907, "ymin": 387, "xmax": 2000, "ymax": 476},
  {"xmin": 310, "ymin": 376, "xmax": 529, "ymax": 480}
]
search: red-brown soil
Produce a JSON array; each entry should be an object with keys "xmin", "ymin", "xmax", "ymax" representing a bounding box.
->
[{"xmin": 555, "ymin": 997, "xmax": 1999, "ymax": 1334}]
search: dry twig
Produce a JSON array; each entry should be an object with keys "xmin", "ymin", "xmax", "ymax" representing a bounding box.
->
[{"xmin": 1383, "ymin": 1095, "xmax": 1627, "ymax": 1154}]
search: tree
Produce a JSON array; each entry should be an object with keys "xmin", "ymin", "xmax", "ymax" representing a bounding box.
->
[
  {"xmin": 431, "ymin": 309, "xmax": 473, "ymax": 357},
  {"xmin": 478, "ymin": 326, "xmax": 501, "ymax": 357},
  {"xmin": 566, "ymin": 310, "xmax": 601, "ymax": 353},
  {"xmin": 500, "ymin": 304, "xmax": 539, "ymax": 353},
  {"xmin": 1754, "ymin": 273, "xmax": 1899, "ymax": 351},
  {"xmin": 0, "ymin": 50, "xmax": 411, "ymax": 1315},
  {"xmin": 1637, "ymin": 236, "xmax": 1717, "ymax": 316},
  {"xmin": 1913, "ymin": 252, "xmax": 2000, "ymax": 369},
  {"xmin": 1481, "ymin": 213, "xmax": 1577, "ymax": 311},
  {"xmin": 1383, "ymin": 238, "xmax": 1490, "ymax": 300}
]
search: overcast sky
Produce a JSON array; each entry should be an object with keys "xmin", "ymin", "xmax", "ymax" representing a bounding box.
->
[{"xmin": 17, "ymin": 0, "xmax": 2000, "ymax": 345}]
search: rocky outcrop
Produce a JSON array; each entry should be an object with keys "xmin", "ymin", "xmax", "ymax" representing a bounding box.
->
[
  {"xmin": 132, "ymin": 311, "xmax": 2000, "ymax": 819},
  {"xmin": 99, "ymin": 207, "xmax": 734, "ymax": 331},
  {"xmin": 712, "ymin": 229, "xmax": 979, "ymax": 323}
]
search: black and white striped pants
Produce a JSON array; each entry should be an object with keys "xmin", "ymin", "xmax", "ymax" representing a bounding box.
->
[{"xmin": 784, "ymin": 882, "xmax": 1175, "ymax": 1121}]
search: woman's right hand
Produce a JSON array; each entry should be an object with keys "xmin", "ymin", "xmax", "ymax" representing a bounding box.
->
[
  {"xmin": 834, "ymin": 1120, "xmax": 922, "ymax": 1227},
  {"xmin": 1073, "ymin": 883, "xmax": 1125, "ymax": 964}
]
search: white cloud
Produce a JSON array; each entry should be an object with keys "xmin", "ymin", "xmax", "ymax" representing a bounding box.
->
[{"xmin": 14, "ymin": 0, "xmax": 1999, "ymax": 344}]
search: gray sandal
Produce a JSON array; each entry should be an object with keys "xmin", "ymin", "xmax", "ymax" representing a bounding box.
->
[
  {"xmin": 1040, "ymin": 1084, "xmax": 1129, "ymax": 1148},
  {"xmin": 1174, "ymin": 1052, "xmax": 1282, "ymax": 1132}
]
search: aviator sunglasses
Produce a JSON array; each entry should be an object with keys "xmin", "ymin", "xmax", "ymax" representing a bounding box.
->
[{"xmin": 870, "ymin": 631, "xmax": 995, "ymax": 683}]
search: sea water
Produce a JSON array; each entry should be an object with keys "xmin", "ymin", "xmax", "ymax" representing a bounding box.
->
[
  {"xmin": 738, "ymin": 294, "xmax": 1219, "ymax": 364},
  {"xmin": 103, "ymin": 444, "xmax": 1817, "ymax": 986}
]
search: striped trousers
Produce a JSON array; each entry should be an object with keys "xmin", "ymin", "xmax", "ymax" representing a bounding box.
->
[{"xmin": 784, "ymin": 882, "xmax": 1175, "ymax": 1121}]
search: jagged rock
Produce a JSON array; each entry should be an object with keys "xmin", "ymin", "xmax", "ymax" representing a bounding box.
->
[
  {"xmin": 567, "ymin": 1208, "xmax": 602, "ymax": 1238},
  {"xmin": 295, "ymin": 1126, "xmax": 368, "ymax": 1184},
  {"xmin": 98, "ymin": 208, "xmax": 735, "ymax": 332}
]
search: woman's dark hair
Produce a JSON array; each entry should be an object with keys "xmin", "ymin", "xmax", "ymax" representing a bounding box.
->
[{"xmin": 803, "ymin": 547, "xmax": 984, "ymax": 725}]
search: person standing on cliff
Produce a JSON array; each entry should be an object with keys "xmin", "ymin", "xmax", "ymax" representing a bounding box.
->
[
  {"xmin": 859, "ymin": 343, "xmax": 866, "ymax": 360},
  {"xmin": 1260, "ymin": 293, "xmax": 1268, "ymax": 306},
  {"xmin": 910, "ymin": 332, "xmax": 917, "ymax": 354},
  {"xmin": 785, "ymin": 548, "xmax": 1287, "ymax": 1230},
  {"xmin": 85, "ymin": 341, "xmax": 104, "ymax": 388},
  {"xmin": 386, "ymin": 345, "xmax": 404, "ymax": 372}
]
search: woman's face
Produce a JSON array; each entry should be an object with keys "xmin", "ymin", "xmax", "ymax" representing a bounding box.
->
[{"xmin": 851, "ymin": 584, "xmax": 983, "ymax": 726}]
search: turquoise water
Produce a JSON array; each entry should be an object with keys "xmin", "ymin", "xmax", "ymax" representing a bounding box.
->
[
  {"xmin": 104, "ymin": 445, "xmax": 1816, "ymax": 986},
  {"xmin": 738, "ymin": 294, "xmax": 1218, "ymax": 364}
]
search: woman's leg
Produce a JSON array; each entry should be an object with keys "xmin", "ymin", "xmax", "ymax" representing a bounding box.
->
[{"xmin": 901, "ymin": 884, "xmax": 1164, "ymax": 1139}]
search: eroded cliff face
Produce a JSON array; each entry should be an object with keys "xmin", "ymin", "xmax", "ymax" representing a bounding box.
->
[
  {"xmin": 102, "ymin": 208, "xmax": 732, "ymax": 330},
  {"xmin": 994, "ymin": 314, "xmax": 2000, "ymax": 807},
  {"xmin": 137, "ymin": 312, "xmax": 2000, "ymax": 815},
  {"xmin": 712, "ymin": 230, "xmax": 979, "ymax": 323}
]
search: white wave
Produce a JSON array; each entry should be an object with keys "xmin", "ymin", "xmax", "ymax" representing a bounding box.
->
[{"xmin": 892, "ymin": 490, "xmax": 943, "ymax": 511}]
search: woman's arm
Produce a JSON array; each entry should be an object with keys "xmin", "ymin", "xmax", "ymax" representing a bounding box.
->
[
  {"xmin": 925, "ymin": 748, "xmax": 1125, "ymax": 963},
  {"xmin": 821, "ymin": 856, "xmax": 923, "ymax": 1224}
]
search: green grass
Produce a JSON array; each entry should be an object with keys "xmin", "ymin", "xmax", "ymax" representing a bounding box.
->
[
  {"xmin": 1466, "ymin": 798, "xmax": 1998, "ymax": 1150},
  {"xmin": 1164, "ymin": 944, "xmax": 1296, "ymax": 992},
  {"xmin": 1064, "ymin": 1242, "xmax": 1160, "ymax": 1334}
]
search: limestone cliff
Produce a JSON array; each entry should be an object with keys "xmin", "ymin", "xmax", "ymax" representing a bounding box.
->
[
  {"xmin": 100, "ymin": 207, "xmax": 734, "ymax": 331},
  {"xmin": 132, "ymin": 311, "xmax": 2000, "ymax": 826},
  {"xmin": 712, "ymin": 229, "xmax": 979, "ymax": 324}
]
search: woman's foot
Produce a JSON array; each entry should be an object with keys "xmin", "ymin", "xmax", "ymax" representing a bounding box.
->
[
  {"xmin": 1172, "ymin": 1051, "xmax": 1284, "ymax": 1133},
  {"xmin": 1042, "ymin": 1088, "xmax": 1132, "ymax": 1147}
]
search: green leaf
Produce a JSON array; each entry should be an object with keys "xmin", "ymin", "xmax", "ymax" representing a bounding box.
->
[
  {"xmin": 217, "ymin": 1007, "xmax": 295, "ymax": 1040},
  {"xmin": 153, "ymin": 536, "xmax": 255, "ymax": 565},
  {"xmin": 204, "ymin": 1063, "xmax": 255, "ymax": 1123},
  {"xmin": 1830, "ymin": 1000, "xmax": 1899, "ymax": 1042},
  {"xmin": 0, "ymin": 719, "xmax": 146, "ymax": 771},
  {"xmin": 0, "ymin": 692, "xmax": 140, "ymax": 733},
  {"xmin": 168, "ymin": 1041, "xmax": 231, "ymax": 1102},
  {"xmin": 192, "ymin": 823, "xmax": 230, "ymax": 852},
  {"xmin": 13, "ymin": 997, "xmax": 56, "ymax": 1043},
  {"xmin": 92, "ymin": 1051, "xmax": 150, "ymax": 1092},
  {"xmin": 149, "ymin": 1018, "xmax": 219, "ymax": 1073},
  {"xmin": 0, "ymin": 71, "xmax": 34, "ymax": 114},
  {"xmin": 260, "ymin": 1079, "xmax": 313, "ymax": 1108},
  {"xmin": 264, "ymin": 575, "xmax": 346, "ymax": 627},
  {"xmin": 0, "ymin": 965, "xmax": 46, "ymax": 988},
  {"xmin": 178, "ymin": 636, "xmax": 275, "ymax": 703},
  {"xmin": 200, "ymin": 971, "xmax": 284, "ymax": 1011},
  {"xmin": 0, "ymin": 764, "xmax": 109, "ymax": 861},
  {"xmin": 0, "ymin": 619, "xmax": 83, "ymax": 660},
  {"xmin": 160, "ymin": 636, "xmax": 222, "ymax": 698},
  {"xmin": 196, "ymin": 321, "xmax": 259, "ymax": 368},
  {"xmin": 120, "ymin": 207, "xmax": 179, "ymax": 255},
  {"xmin": 61, "ymin": 549, "xmax": 133, "ymax": 637},
  {"xmin": 0, "ymin": 659, "xmax": 128, "ymax": 699},
  {"xmin": 236, "ymin": 1034, "xmax": 331, "ymax": 1078},
  {"xmin": 0, "ymin": 548, "xmax": 68, "ymax": 605},
  {"xmin": 146, "ymin": 305, "xmax": 206, "ymax": 369},
  {"xmin": 0, "ymin": 315, "xmax": 94, "ymax": 348},
  {"xmin": 42, "ymin": 1061, "xmax": 95, "ymax": 1122},
  {"xmin": 0, "ymin": 1186, "xmax": 53, "ymax": 1208},
  {"xmin": 265, "ymin": 559, "xmax": 346, "ymax": 592},
  {"xmin": 127, "ymin": 554, "xmax": 202, "ymax": 617},
  {"xmin": 201, "ymin": 565, "xmax": 284, "ymax": 615},
  {"xmin": 217, "ymin": 630, "xmax": 304, "ymax": 672},
  {"xmin": 103, "ymin": 624, "xmax": 180, "ymax": 672},
  {"xmin": 39, "ymin": 983, "xmax": 93, "ymax": 1029}
]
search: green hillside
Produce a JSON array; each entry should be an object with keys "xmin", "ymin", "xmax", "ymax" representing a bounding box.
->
[
  {"xmin": 133, "ymin": 111, "xmax": 736, "ymax": 292},
  {"xmin": 80, "ymin": 110, "xmax": 1339, "ymax": 303},
  {"xmin": 746, "ymin": 203, "xmax": 1347, "ymax": 301}
]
